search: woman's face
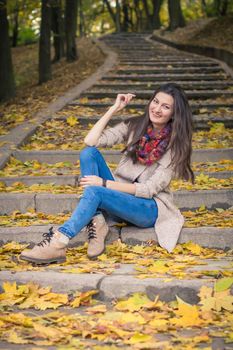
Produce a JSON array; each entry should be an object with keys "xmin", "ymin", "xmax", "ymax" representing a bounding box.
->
[{"xmin": 149, "ymin": 92, "xmax": 174, "ymax": 130}]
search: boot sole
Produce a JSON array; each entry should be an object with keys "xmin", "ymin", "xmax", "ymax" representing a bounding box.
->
[{"xmin": 20, "ymin": 254, "xmax": 66, "ymax": 265}]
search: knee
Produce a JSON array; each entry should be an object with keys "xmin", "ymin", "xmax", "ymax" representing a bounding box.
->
[
  {"xmin": 83, "ymin": 185, "xmax": 103, "ymax": 199},
  {"xmin": 80, "ymin": 146, "xmax": 97, "ymax": 162}
]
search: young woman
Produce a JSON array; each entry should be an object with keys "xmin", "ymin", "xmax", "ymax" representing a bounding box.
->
[{"xmin": 20, "ymin": 83, "xmax": 194, "ymax": 264}]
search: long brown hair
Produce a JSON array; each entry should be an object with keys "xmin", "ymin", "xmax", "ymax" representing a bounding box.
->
[{"xmin": 123, "ymin": 83, "xmax": 194, "ymax": 182}]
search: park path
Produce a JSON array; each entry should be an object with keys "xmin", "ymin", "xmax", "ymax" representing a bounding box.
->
[{"xmin": 0, "ymin": 33, "xmax": 232, "ymax": 333}]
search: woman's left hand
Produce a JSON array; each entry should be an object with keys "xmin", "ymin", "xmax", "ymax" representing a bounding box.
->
[{"xmin": 79, "ymin": 175, "xmax": 103, "ymax": 188}]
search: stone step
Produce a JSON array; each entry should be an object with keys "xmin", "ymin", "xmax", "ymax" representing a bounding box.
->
[
  {"xmin": 119, "ymin": 61, "xmax": 221, "ymax": 67},
  {"xmin": 119, "ymin": 57, "xmax": 216, "ymax": 62},
  {"xmin": 0, "ymin": 189, "xmax": 232, "ymax": 215},
  {"xmin": 115, "ymin": 67, "xmax": 224, "ymax": 74},
  {"xmin": 103, "ymin": 74, "xmax": 227, "ymax": 81},
  {"xmin": 85, "ymin": 90, "xmax": 233, "ymax": 100},
  {"xmin": 0, "ymin": 170, "xmax": 231, "ymax": 186},
  {"xmin": 70, "ymin": 101, "xmax": 233, "ymax": 112},
  {"xmin": 0, "ymin": 259, "xmax": 232, "ymax": 303},
  {"xmin": 93, "ymin": 81, "xmax": 233, "ymax": 90},
  {"xmin": 13, "ymin": 148, "xmax": 233, "ymax": 163},
  {"xmin": 0, "ymin": 225, "xmax": 232, "ymax": 251},
  {"xmin": 60, "ymin": 114, "xmax": 233, "ymax": 130}
]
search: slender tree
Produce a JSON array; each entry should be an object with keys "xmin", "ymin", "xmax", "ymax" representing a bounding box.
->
[
  {"xmin": 133, "ymin": 0, "xmax": 143, "ymax": 32},
  {"xmin": 65, "ymin": 0, "xmax": 78, "ymax": 62},
  {"xmin": 103, "ymin": 0, "xmax": 121, "ymax": 32},
  {"xmin": 214, "ymin": 0, "xmax": 229, "ymax": 16},
  {"xmin": 51, "ymin": 0, "xmax": 65, "ymax": 62},
  {"xmin": 39, "ymin": 0, "xmax": 52, "ymax": 84},
  {"xmin": 151, "ymin": 0, "xmax": 163, "ymax": 29},
  {"xmin": 122, "ymin": 0, "xmax": 130, "ymax": 32},
  {"xmin": 168, "ymin": 0, "xmax": 185, "ymax": 31},
  {"xmin": 142, "ymin": 0, "xmax": 163, "ymax": 31},
  {"xmin": 12, "ymin": 0, "xmax": 19, "ymax": 47},
  {"xmin": 78, "ymin": 0, "xmax": 86, "ymax": 36},
  {"xmin": 0, "ymin": 0, "xmax": 16, "ymax": 102}
]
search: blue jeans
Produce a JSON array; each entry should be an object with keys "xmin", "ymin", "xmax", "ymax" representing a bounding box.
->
[{"xmin": 58, "ymin": 147, "xmax": 158, "ymax": 239}]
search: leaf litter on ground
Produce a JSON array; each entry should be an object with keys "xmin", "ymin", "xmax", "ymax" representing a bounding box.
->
[
  {"xmin": 0, "ymin": 206, "xmax": 232, "ymax": 228},
  {"xmin": 0, "ymin": 157, "xmax": 232, "ymax": 178},
  {"xmin": 1, "ymin": 240, "xmax": 232, "ymax": 281},
  {"xmin": 20, "ymin": 121, "xmax": 233, "ymax": 150},
  {"xmin": 0, "ymin": 277, "xmax": 232, "ymax": 348},
  {"xmin": 0, "ymin": 173, "xmax": 232, "ymax": 193},
  {"xmin": 0, "ymin": 38, "xmax": 105, "ymax": 136}
]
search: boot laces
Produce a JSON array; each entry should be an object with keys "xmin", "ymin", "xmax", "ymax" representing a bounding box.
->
[
  {"xmin": 37, "ymin": 227, "xmax": 55, "ymax": 247},
  {"xmin": 87, "ymin": 220, "xmax": 97, "ymax": 241}
]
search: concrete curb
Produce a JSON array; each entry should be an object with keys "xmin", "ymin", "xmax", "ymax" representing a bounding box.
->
[
  {"xmin": 0, "ymin": 262, "xmax": 232, "ymax": 302},
  {"xmin": 121, "ymin": 226, "xmax": 233, "ymax": 250},
  {"xmin": 0, "ymin": 39, "xmax": 118, "ymax": 170},
  {"xmin": 0, "ymin": 189, "xmax": 232, "ymax": 215},
  {"xmin": 0, "ymin": 225, "xmax": 232, "ymax": 250},
  {"xmin": 13, "ymin": 148, "xmax": 233, "ymax": 163}
]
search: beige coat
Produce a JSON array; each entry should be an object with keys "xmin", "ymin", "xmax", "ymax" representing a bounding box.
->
[{"xmin": 95, "ymin": 121, "xmax": 184, "ymax": 253}]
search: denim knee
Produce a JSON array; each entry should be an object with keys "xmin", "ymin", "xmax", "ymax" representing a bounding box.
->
[
  {"xmin": 83, "ymin": 185, "xmax": 103, "ymax": 199},
  {"xmin": 80, "ymin": 146, "xmax": 97, "ymax": 162}
]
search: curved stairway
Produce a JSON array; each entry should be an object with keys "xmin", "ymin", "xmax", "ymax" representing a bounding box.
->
[{"xmin": 0, "ymin": 33, "xmax": 232, "ymax": 308}]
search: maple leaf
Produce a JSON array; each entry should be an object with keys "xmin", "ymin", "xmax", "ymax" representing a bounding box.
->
[
  {"xmin": 115, "ymin": 293, "xmax": 151, "ymax": 312},
  {"xmin": 66, "ymin": 116, "xmax": 79, "ymax": 126},
  {"xmin": 70, "ymin": 290, "xmax": 98, "ymax": 308},
  {"xmin": 6, "ymin": 331, "xmax": 28, "ymax": 344},
  {"xmin": 214, "ymin": 277, "xmax": 233, "ymax": 292},
  {"xmin": 171, "ymin": 295, "xmax": 203, "ymax": 327}
]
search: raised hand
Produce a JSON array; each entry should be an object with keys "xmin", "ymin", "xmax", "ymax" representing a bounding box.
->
[{"xmin": 112, "ymin": 93, "xmax": 136, "ymax": 113}]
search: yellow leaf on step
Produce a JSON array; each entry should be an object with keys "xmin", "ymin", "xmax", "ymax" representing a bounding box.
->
[
  {"xmin": 7, "ymin": 331, "xmax": 28, "ymax": 344},
  {"xmin": 127, "ymin": 332, "xmax": 152, "ymax": 344}
]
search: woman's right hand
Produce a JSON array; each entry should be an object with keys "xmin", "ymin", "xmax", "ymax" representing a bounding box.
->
[{"xmin": 111, "ymin": 93, "xmax": 136, "ymax": 113}]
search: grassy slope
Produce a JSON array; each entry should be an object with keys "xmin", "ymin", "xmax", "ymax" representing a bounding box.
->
[
  {"xmin": 154, "ymin": 16, "xmax": 233, "ymax": 53},
  {"xmin": 0, "ymin": 37, "xmax": 105, "ymax": 135}
]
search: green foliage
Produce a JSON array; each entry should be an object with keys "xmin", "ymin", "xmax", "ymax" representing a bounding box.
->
[
  {"xmin": 18, "ymin": 27, "xmax": 38, "ymax": 45},
  {"xmin": 181, "ymin": 0, "xmax": 204, "ymax": 21}
]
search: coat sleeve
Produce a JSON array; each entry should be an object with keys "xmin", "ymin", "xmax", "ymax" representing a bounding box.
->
[
  {"xmin": 95, "ymin": 121, "xmax": 129, "ymax": 148},
  {"xmin": 134, "ymin": 164, "xmax": 173, "ymax": 199}
]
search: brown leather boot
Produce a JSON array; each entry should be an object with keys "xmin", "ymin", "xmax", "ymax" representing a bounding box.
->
[
  {"xmin": 87, "ymin": 214, "xmax": 109, "ymax": 259},
  {"xmin": 20, "ymin": 227, "xmax": 69, "ymax": 264}
]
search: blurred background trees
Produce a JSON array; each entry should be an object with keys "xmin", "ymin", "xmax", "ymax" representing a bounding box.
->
[{"xmin": 1, "ymin": 0, "xmax": 233, "ymax": 102}]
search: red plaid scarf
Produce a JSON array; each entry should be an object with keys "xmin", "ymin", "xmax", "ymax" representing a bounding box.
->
[{"xmin": 135, "ymin": 123, "xmax": 172, "ymax": 165}]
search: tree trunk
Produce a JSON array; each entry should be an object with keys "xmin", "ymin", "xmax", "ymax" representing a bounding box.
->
[
  {"xmin": 103, "ymin": 0, "xmax": 116, "ymax": 26},
  {"xmin": 51, "ymin": 0, "xmax": 65, "ymax": 62},
  {"xmin": 133, "ymin": 0, "xmax": 142, "ymax": 32},
  {"xmin": 115, "ymin": 0, "xmax": 121, "ymax": 32},
  {"xmin": 142, "ymin": 0, "xmax": 153, "ymax": 30},
  {"xmin": 152, "ymin": 0, "xmax": 163, "ymax": 29},
  {"xmin": 168, "ymin": 0, "xmax": 185, "ymax": 31},
  {"xmin": 65, "ymin": 0, "xmax": 78, "ymax": 61},
  {"xmin": 12, "ymin": 1, "xmax": 19, "ymax": 47},
  {"xmin": 78, "ymin": 0, "xmax": 85, "ymax": 36},
  {"xmin": 122, "ymin": 0, "xmax": 130, "ymax": 32},
  {"xmin": 39, "ymin": 0, "xmax": 52, "ymax": 84},
  {"xmin": 0, "ymin": 0, "xmax": 16, "ymax": 102},
  {"xmin": 214, "ymin": 0, "xmax": 228, "ymax": 15}
]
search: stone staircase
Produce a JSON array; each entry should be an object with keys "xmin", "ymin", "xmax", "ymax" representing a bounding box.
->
[{"xmin": 0, "ymin": 33, "xmax": 232, "ymax": 306}]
